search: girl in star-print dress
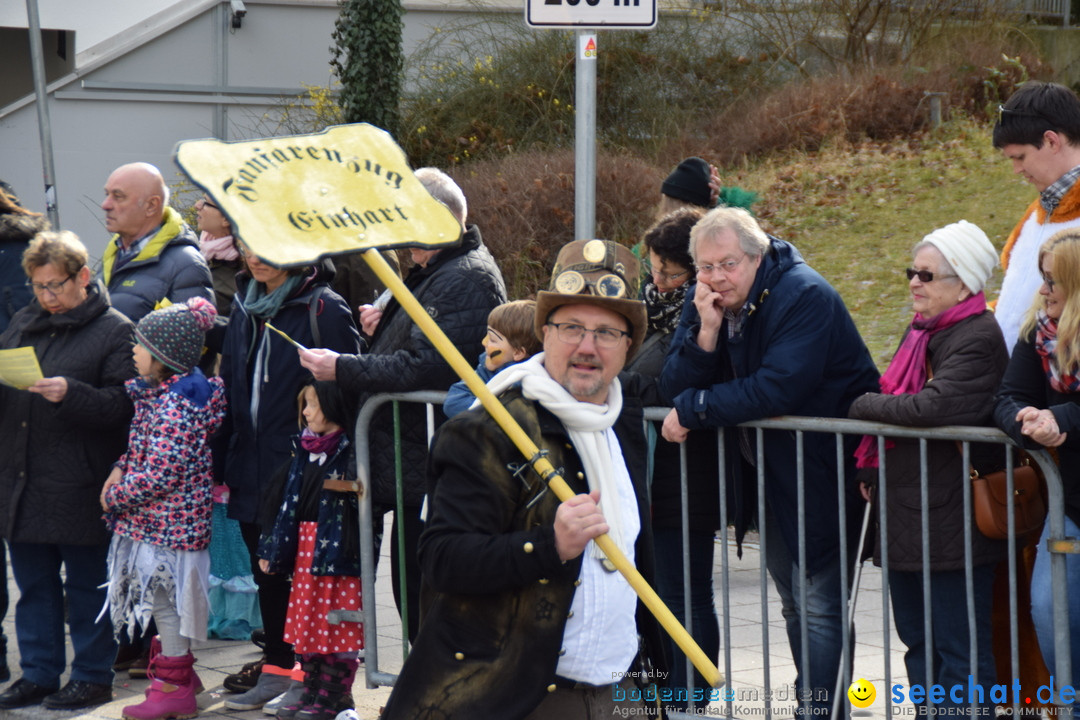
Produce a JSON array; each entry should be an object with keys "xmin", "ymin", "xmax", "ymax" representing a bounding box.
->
[{"xmin": 257, "ymin": 379, "xmax": 362, "ymax": 720}]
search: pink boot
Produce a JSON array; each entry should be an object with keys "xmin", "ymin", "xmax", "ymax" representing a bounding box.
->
[
  {"xmin": 145, "ymin": 637, "xmax": 204, "ymax": 694},
  {"xmin": 122, "ymin": 652, "xmax": 200, "ymax": 720}
]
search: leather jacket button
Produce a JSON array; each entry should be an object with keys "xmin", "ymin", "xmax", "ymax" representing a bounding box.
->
[
  {"xmin": 523, "ymin": 542, "xmax": 534, "ymax": 553},
  {"xmin": 547, "ymin": 683, "xmax": 557, "ymax": 693},
  {"xmin": 573, "ymin": 579, "xmax": 581, "ymax": 587},
  {"xmin": 539, "ymin": 578, "xmax": 549, "ymax": 585},
  {"xmin": 566, "ymin": 610, "xmax": 574, "ymax": 619},
  {"xmin": 454, "ymin": 652, "xmax": 465, "ymax": 661},
  {"xmin": 576, "ymin": 472, "xmax": 585, "ymax": 480}
]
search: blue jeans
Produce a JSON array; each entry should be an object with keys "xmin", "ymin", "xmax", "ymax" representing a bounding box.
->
[
  {"xmin": 1032, "ymin": 515, "xmax": 1080, "ymax": 711},
  {"xmin": 9, "ymin": 542, "xmax": 115, "ymax": 686},
  {"xmin": 764, "ymin": 526, "xmax": 847, "ymax": 718},
  {"xmin": 653, "ymin": 528, "xmax": 720, "ymax": 708},
  {"xmin": 889, "ymin": 566, "xmax": 996, "ymax": 710}
]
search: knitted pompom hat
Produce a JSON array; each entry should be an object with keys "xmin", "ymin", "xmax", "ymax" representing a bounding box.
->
[{"xmin": 135, "ymin": 296, "xmax": 217, "ymax": 373}]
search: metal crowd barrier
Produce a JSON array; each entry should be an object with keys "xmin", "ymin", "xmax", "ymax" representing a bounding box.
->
[{"xmin": 349, "ymin": 392, "xmax": 1071, "ymax": 719}]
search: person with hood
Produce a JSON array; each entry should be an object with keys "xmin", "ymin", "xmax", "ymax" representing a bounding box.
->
[
  {"xmin": 0, "ymin": 231, "xmax": 134, "ymax": 711},
  {"xmin": 299, "ymin": 167, "xmax": 507, "ymax": 645},
  {"xmin": 658, "ymin": 207, "xmax": 880, "ymax": 718},
  {"xmin": 99, "ymin": 162, "xmax": 214, "ymax": 322},
  {"xmin": 219, "ymin": 243, "xmax": 360, "ymax": 711},
  {"xmin": 0, "ymin": 182, "xmax": 49, "ymax": 333}
]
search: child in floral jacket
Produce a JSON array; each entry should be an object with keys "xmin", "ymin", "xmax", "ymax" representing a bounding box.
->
[{"xmin": 101, "ymin": 297, "xmax": 226, "ymax": 720}]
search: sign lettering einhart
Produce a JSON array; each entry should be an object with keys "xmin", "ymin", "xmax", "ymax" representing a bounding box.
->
[{"xmin": 174, "ymin": 123, "xmax": 462, "ymax": 267}]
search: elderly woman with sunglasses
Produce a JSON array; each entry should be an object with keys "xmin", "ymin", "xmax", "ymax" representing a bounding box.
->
[
  {"xmin": 995, "ymin": 228, "xmax": 1080, "ymax": 709},
  {"xmin": 0, "ymin": 231, "xmax": 135, "ymax": 711},
  {"xmin": 849, "ymin": 221, "xmax": 1007, "ymax": 709}
]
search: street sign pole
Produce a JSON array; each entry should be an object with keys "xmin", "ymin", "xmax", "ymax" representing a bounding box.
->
[
  {"xmin": 574, "ymin": 31, "xmax": 596, "ymax": 242},
  {"xmin": 526, "ymin": 0, "xmax": 655, "ymax": 243}
]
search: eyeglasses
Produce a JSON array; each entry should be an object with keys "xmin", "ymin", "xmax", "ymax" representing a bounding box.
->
[
  {"xmin": 1042, "ymin": 273, "xmax": 1057, "ymax": 291},
  {"xmin": 905, "ymin": 268, "xmax": 957, "ymax": 283},
  {"xmin": 645, "ymin": 263, "xmax": 691, "ymax": 283},
  {"xmin": 697, "ymin": 255, "xmax": 747, "ymax": 276},
  {"xmin": 27, "ymin": 274, "xmax": 73, "ymax": 297},
  {"xmin": 196, "ymin": 197, "xmax": 219, "ymax": 211},
  {"xmin": 547, "ymin": 322, "xmax": 630, "ymax": 348}
]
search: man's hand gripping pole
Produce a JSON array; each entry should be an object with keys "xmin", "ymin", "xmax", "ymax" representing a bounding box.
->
[{"xmin": 359, "ymin": 248, "xmax": 723, "ymax": 689}]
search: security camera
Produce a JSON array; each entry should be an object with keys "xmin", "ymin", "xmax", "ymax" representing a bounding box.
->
[{"xmin": 231, "ymin": 0, "xmax": 246, "ymax": 28}]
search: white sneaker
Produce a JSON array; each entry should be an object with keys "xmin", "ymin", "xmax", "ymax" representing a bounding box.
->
[{"xmin": 224, "ymin": 671, "xmax": 292, "ymax": 711}]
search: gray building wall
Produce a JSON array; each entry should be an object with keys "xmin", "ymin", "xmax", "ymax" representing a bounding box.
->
[{"xmin": 2, "ymin": 0, "xmax": 517, "ymax": 262}]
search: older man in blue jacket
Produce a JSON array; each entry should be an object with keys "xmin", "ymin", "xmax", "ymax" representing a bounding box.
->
[{"xmin": 659, "ymin": 207, "xmax": 879, "ymax": 718}]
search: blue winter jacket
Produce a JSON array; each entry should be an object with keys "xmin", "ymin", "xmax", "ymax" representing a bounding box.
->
[{"xmin": 658, "ymin": 237, "xmax": 879, "ymax": 573}]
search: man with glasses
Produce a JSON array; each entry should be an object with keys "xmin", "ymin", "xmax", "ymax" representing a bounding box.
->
[
  {"xmin": 99, "ymin": 162, "xmax": 213, "ymax": 322},
  {"xmin": 658, "ymin": 207, "xmax": 879, "ymax": 718},
  {"xmin": 377, "ymin": 239, "xmax": 667, "ymax": 720},
  {"xmin": 993, "ymin": 81, "xmax": 1080, "ymax": 353}
]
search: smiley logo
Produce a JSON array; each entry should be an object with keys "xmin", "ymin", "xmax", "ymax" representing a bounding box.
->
[{"xmin": 848, "ymin": 678, "xmax": 876, "ymax": 708}]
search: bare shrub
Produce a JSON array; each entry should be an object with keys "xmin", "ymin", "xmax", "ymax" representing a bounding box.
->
[{"xmin": 449, "ymin": 150, "xmax": 663, "ymax": 298}]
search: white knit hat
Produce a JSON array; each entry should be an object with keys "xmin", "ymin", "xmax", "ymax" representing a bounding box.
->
[{"xmin": 920, "ymin": 220, "xmax": 997, "ymax": 293}]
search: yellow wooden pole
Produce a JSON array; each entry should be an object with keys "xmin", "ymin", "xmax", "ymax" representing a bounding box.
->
[{"xmin": 360, "ymin": 248, "xmax": 723, "ymax": 688}]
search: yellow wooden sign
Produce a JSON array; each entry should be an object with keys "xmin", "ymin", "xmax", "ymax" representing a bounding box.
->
[{"xmin": 174, "ymin": 123, "xmax": 462, "ymax": 267}]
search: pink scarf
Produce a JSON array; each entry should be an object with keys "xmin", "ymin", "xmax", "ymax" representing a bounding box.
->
[
  {"xmin": 199, "ymin": 232, "xmax": 239, "ymax": 262},
  {"xmin": 854, "ymin": 292, "xmax": 987, "ymax": 468}
]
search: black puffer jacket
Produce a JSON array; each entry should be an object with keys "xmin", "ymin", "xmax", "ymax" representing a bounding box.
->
[
  {"xmin": 0, "ymin": 282, "xmax": 134, "ymax": 545},
  {"xmin": 849, "ymin": 311, "xmax": 1008, "ymax": 571},
  {"xmin": 0, "ymin": 212, "xmax": 48, "ymax": 333},
  {"xmin": 336, "ymin": 225, "xmax": 507, "ymax": 507}
]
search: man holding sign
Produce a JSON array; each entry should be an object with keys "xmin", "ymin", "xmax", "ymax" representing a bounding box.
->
[{"xmin": 371, "ymin": 239, "xmax": 667, "ymax": 720}]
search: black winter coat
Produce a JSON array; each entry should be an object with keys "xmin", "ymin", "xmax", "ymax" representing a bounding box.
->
[
  {"xmin": 0, "ymin": 283, "xmax": 134, "ymax": 545},
  {"xmin": 382, "ymin": 379, "xmax": 666, "ymax": 720},
  {"xmin": 627, "ymin": 297, "xmax": 720, "ymax": 532},
  {"xmin": 336, "ymin": 225, "xmax": 507, "ymax": 507},
  {"xmin": 219, "ymin": 264, "xmax": 360, "ymax": 523},
  {"xmin": 995, "ymin": 326, "xmax": 1080, "ymax": 530},
  {"xmin": 0, "ymin": 212, "xmax": 47, "ymax": 333},
  {"xmin": 849, "ymin": 311, "xmax": 1008, "ymax": 571}
]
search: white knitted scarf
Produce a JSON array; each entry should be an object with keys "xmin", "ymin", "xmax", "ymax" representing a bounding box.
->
[{"xmin": 480, "ymin": 353, "xmax": 628, "ymax": 560}]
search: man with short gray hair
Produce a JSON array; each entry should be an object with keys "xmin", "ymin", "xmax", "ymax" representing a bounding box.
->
[
  {"xmin": 99, "ymin": 162, "xmax": 213, "ymax": 322},
  {"xmin": 659, "ymin": 206, "xmax": 879, "ymax": 718}
]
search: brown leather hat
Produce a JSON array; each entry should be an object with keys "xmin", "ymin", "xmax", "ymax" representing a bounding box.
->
[{"xmin": 534, "ymin": 239, "xmax": 647, "ymax": 358}]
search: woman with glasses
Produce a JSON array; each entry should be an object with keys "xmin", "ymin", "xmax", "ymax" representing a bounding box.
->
[
  {"xmin": 995, "ymin": 228, "xmax": 1080, "ymax": 710},
  {"xmin": 627, "ymin": 207, "xmax": 719, "ymax": 710},
  {"xmin": 849, "ymin": 221, "xmax": 1006, "ymax": 709},
  {"xmin": 0, "ymin": 231, "xmax": 135, "ymax": 711}
]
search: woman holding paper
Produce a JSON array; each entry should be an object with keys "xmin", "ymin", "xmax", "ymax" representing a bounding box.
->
[
  {"xmin": 0, "ymin": 231, "xmax": 135, "ymax": 711},
  {"xmin": 217, "ymin": 240, "xmax": 359, "ymax": 709}
]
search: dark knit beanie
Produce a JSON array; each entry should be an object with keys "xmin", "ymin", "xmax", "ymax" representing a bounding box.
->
[
  {"xmin": 660, "ymin": 157, "xmax": 712, "ymax": 208},
  {"xmin": 135, "ymin": 296, "xmax": 217, "ymax": 373}
]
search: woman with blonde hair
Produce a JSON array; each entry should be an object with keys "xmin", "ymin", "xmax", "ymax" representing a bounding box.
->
[{"xmin": 995, "ymin": 228, "xmax": 1080, "ymax": 711}]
